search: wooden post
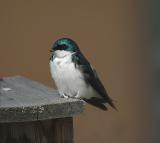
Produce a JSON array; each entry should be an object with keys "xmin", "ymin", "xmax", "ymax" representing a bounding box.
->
[{"xmin": 0, "ymin": 76, "xmax": 83, "ymax": 143}]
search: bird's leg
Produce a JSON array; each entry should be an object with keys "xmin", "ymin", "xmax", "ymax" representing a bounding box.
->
[
  {"xmin": 75, "ymin": 91, "xmax": 80, "ymax": 99},
  {"xmin": 66, "ymin": 91, "xmax": 79, "ymax": 100},
  {"xmin": 63, "ymin": 94, "xmax": 69, "ymax": 99},
  {"xmin": 59, "ymin": 91, "xmax": 67, "ymax": 98}
]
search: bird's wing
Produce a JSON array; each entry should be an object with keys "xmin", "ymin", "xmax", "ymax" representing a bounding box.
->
[
  {"xmin": 72, "ymin": 52, "xmax": 117, "ymax": 110},
  {"xmin": 72, "ymin": 52, "xmax": 108, "ymax": 99}
]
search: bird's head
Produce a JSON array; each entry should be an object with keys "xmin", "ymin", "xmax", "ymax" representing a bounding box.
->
[{"xmin": 50, "ymin": 38, "xmax": 80, "ymax": 58}]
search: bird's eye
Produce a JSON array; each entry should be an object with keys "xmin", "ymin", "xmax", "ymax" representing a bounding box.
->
[{"xmin": 56, "ymin": 45, "xmax": 67, "ymax": 50}]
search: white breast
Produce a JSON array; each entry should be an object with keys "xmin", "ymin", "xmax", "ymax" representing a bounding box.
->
[{"xmin": 49, "ymin": 50, "xmax": 99, "ymax": 99}]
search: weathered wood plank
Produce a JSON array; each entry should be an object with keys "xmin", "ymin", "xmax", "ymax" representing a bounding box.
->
[
  {"xmin": 0, "ymin": 76, "xmax": 83, "ymax": 123},
  {"xmin": 53, "ymin": 117, "xmax": 73, "ymax": 143},
  {"xmin": 0, "ymin": 117, "xmax": 73, "ymax": 143}
]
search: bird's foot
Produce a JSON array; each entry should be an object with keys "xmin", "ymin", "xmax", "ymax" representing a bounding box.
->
[
  {"xmin": 63, "ymin": 94, "xmax": 69, "ymax": 99},
  {"xmin": 59, "ymin": 92, "xmax": 68, "ymax": 98}
]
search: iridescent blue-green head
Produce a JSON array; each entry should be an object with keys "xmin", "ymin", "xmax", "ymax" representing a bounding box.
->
[{"xmin": 50, "ymin": 38, "xmax": 80, "ymax": 53}]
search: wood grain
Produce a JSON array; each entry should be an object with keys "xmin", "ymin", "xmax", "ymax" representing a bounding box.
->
[{"xmin": 0, "ymin": 117, "xmax": 73, "ymax": 143}]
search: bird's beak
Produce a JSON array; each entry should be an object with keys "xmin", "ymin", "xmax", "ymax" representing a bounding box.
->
[{"xmin": 50, "ymin": 49, "xmax": 54, "ymax": 53}]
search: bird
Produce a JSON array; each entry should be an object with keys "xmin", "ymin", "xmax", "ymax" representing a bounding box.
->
[{"xmin": 49, "ymin": 38, "xmax": 117, "ymax": 111}]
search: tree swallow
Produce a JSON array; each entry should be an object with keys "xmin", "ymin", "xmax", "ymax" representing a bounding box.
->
[{"xmin": 49, "ymin": 38, "xmax": 117, "ymax": 111}]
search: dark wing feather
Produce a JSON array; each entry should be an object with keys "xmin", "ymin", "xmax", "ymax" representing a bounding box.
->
[
  {"xmin": 72, "ymin": 52, "xmax": 117, "ymax": 110},
  {"xmin": 83, "ymin": 98, "xmax": 108, "ymax": 111}
]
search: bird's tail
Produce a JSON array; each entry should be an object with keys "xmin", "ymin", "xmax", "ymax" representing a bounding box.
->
[
  {"xmin": 83, "ymin": 97, "xmax": 118, "ymax": 111},
  {"xmin": 107, "ymin": 99, "xmax": 118, "ymax": 111}
]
